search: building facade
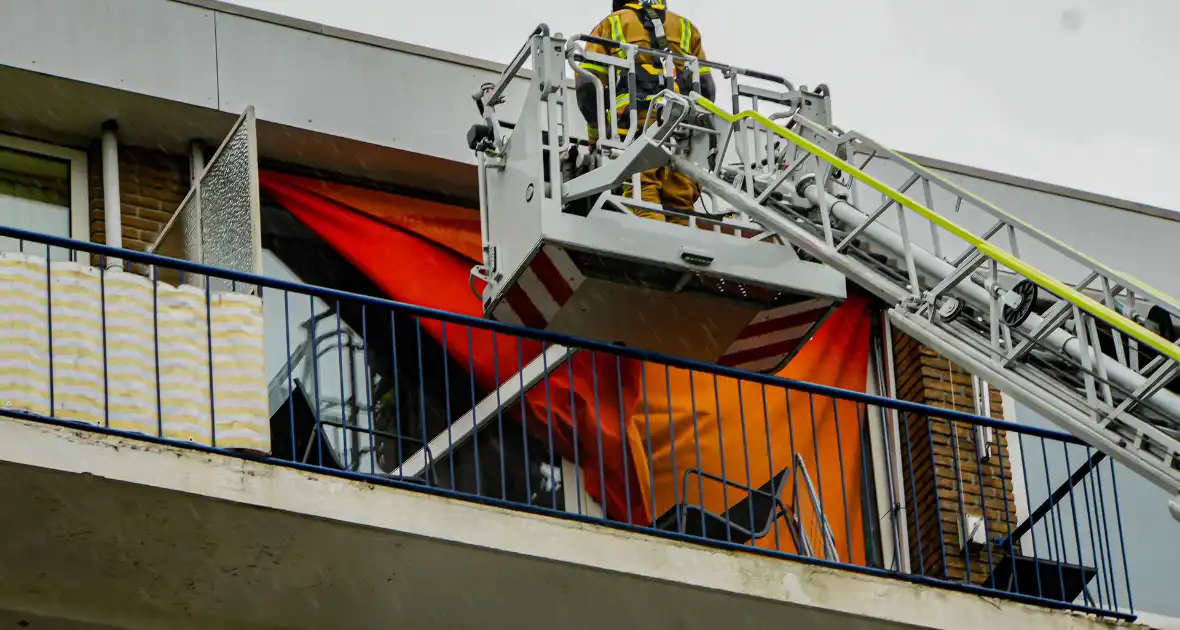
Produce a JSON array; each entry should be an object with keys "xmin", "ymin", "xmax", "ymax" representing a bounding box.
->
[{"xmin": 0, "ymin": 0, "xmax": 1176, "ymax": 628}]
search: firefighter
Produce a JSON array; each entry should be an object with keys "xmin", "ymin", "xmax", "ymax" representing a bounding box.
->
[{"xmin": 575, "ymin": 0, "xmax": 717, "ymax": 225}]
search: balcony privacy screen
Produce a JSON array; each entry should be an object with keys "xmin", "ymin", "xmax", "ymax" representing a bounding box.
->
[
  {"xmin": 150, "ymin": 107, "xmax": 262, "ymax": 294},
  {"xmin": 0, "ymin": 252, "xmax": 271, "ymax": 454}
]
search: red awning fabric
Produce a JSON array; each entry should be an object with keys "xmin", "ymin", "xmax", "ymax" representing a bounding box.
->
[
  {"xmin": 261, "ymin": 171, "xmax": 874, "ymax": 547},
  {"xmin": 261, "ymin": 171, "xmax": 648, "ymax": 523}
]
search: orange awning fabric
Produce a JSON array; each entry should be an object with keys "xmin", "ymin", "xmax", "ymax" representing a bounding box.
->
[
  {"xmin": 628, "ymin": 296, "xmax": 873, "ymax": 562},
  {"xmin": 260, "ymin": 171, "xmax": 648, "ymax": 524},
  {"xmin": 261, "ymin": 171, "xmax": 874, "ymax": 557}
]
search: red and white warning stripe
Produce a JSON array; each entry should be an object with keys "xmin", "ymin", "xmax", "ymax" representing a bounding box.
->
[
  {"xmin": 491, "ymin": 245, "xmax": 585, "ymax": 330},
  {"xmin": 717, "ymin": 298, "xmax": 834, "ymax": 373},
  {"xmin": 491, "ymin": 246, "xmax": 833, "ymax": 374}
]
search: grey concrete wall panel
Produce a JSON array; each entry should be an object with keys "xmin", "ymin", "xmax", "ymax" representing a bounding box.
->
[
  {"xmin": 214, "ymin": 14, "xmax": 532, "ymax": 165},
  {"xmin": 0, "ymin": 0, "xmax": 219, "ymax": 109}
]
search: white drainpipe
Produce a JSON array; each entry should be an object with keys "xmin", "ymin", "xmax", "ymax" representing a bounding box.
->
[
  {"xmin": 100, "ymin": 121, "xmax": 122, "ymax": 268},
  {"xmin": 189, "ymin": 139, "xmax": 206, "ymax": 186}
]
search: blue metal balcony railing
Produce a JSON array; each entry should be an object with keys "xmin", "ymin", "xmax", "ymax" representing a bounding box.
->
[{"xmin": 0, "ymin": 225, "xmax": 1135, "ymax": 621}]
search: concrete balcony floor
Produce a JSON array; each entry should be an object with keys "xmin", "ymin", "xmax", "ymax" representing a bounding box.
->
[{"xmin": 0, "ymin": 417, "xmax": 1132, "ymax": 630}]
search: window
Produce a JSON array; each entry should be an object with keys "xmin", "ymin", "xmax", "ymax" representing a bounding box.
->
[{"xmin": 0, "ymin": 134, "xmax": 89, "ymax": 259}]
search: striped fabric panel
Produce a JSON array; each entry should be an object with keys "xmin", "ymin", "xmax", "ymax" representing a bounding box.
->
[
  {"xmin": 0, "ymin": 253, "xmax": 272, "ymax": 456},
  {"xmin": 103, "ymin": 270, "xmax": 160, "ymax": 436},
  {"xmin": 48, "ymin": 261, "xmax": 105, "ymax": 426},
  {"xmin": 0, "ymin": 254, "xmax": 50, "ymax": 416},
  {"xmin": 209, "ymin": 292, "xmax": 270, "ymax": 454},
  {"xmin": 157, "ymin": 284, "xmax": 214, "ymax": 445}
]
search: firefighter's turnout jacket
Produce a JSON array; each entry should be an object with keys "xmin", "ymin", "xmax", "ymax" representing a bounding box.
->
[{"xmin": 579, "ymin": 2, "xmax": 710, "ymax": 222}]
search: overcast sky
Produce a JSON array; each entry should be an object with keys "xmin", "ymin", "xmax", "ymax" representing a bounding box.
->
[{"xmin": 226, "ymin": 0, "xmax": 1179, "ymax": 211}]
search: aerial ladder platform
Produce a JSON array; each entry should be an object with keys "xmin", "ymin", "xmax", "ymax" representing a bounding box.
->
[{"xmin": 463, "ymin": 25, "xmax": 1180, "ymax": 521}]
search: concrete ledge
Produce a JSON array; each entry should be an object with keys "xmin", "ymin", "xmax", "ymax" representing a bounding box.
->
[{"xmin": 0, "ymin": 417, "xmax": 1132, "ymax": 630}]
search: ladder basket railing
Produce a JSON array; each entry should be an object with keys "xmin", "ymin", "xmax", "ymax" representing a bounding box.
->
[{"xmin": 472, "ymin": 25, "xmax": 796, "ymax": 159}]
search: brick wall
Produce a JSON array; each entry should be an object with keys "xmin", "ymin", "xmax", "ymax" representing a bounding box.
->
[
  {"xmin": 892, "ymin": 328, "xmax": 1020, "ymax": 585},
  {"xmin": 88, "ymin": 142, "xmax": 190, "ymax": 254}
]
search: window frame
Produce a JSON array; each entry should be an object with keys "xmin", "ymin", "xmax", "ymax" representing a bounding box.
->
[{"xmin": 0, "ymin": 133, "xmax": 90, "ymax": 243}]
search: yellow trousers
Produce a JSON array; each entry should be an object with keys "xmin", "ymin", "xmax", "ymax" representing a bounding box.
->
[
  {"xmin": 591, "ymin": 107, "xmax": 701, "ymax": 226},
  {"xmin": 621, "ymin": 167, "xmax": 699, "ymax": 226}
]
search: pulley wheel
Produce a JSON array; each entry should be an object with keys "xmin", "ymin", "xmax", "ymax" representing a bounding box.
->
[
  {"xmin": 1002, "ymin": 280, "xmax": 1038, "ymax": 327},
  {"xmin": 937, "ymin": 297, "xmax": 964, "ymax": 324}
]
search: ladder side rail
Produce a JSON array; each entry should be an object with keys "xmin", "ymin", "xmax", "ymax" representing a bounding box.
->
[
  {"xmin": 897, "ymin": 163, "xmax": 1144, "ymax": 318},
  {"xmin": 830, "ymin": 131, "xmax": 1176, "ymax": 332},
  {"xmin": 776, "ymin": 114, "xmax": 913, "ymax": 257},
  {"xmin": 845, "ymin": 135, "xmax": 1180, "ymax": 321}
]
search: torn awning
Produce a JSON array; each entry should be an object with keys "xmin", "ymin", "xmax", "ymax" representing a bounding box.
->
[
  {"xmin": 260, "ymin": 171, "xmax": 647, "ymax": 523},
  {"xmin": 260, "ymin": 171, "xmax": 874, "ymax": 554}
]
